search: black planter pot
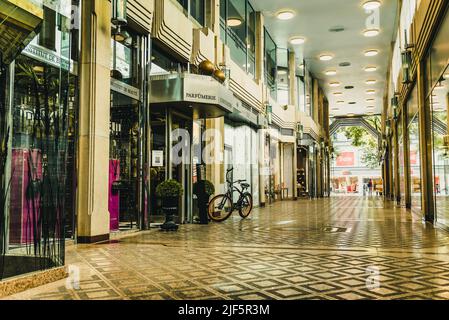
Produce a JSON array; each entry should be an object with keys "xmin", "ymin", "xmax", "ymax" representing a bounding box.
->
[
  {"xmin": 160, "ymin": 196, "xmax": 179, "ymax": 231},
  {"xmin": 195, "ymin": 180, "xmax": 210, "ymax": 225}
]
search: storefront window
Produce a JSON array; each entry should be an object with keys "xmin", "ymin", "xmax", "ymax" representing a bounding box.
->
[
  {"xmin": 1, "ymin": 0, "xmax": 77, "ymax": 280},
  {"xmin": 150, "ymin": 42, "xmax": 188, "ymax": 75},
  {"xmin": 264, "ymin": 28, "xmax": 277, "ymax": 100},
  {"xmin": 431, "ymin": 64, "xmax": 449, "ymax": 226},
  {"xmin": 398, "ymin": 115, "xmax": 406, "ymax": 206},
  {"xmin": 220, "ymin": 0, "xmax": 256, "ymax": 78},
  {"xmin": 277, "ymin": 48, "xmax": 289, "ymax": 105},
  {"xmin": 407, "ymin": 85, "xmax": 421, "ymax": 212},
  {"xmin": 111, "ymin": 29, "xmax": 139, "ymax": 87},
  {"xmin": 190, "ymin": 0, "xmax": 205, "ymax": 25},
  {"xmin": 176, "ymin": 0, "xmax": 205, "ymax": 26}
]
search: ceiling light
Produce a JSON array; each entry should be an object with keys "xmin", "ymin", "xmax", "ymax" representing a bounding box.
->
[
  {"xmin": 347, "ymin": 113, "xmax": 356, "ymax": 117},
  {"xmin": 365, "ymin": 66, "xmax": 377, "ymax": 72},
  {"xmin": 366, "ymin": 90, "xmax": 376, "ymax": 95},
  {"xmin": 366, "ymin": 98, "xmax": 375, "ymax": 102},
  {"xmin": 319, "ymin": 54, "xmax": 334, "ymax": 61},
  {"xmin": 364, "ymin": 49, "xmax": 379, "ymax": 57},
  {"xmin": 337, "ymin": 101, "xmax": 345, "ymax": 104},
  {"xmin": 367, "ymin": 106, "xmax": 375, "ymax": 109},
  {"xmin": 366, "ymin": 79, "xmax": 377, "ymax": 85},
  {"xmin": 329, "ymin": 82, "xmax": 341, "ymax": 87},
  {"xmin": 332, "ymin": 108, "xmax": 340, "ymax": 111},
  {"xmin": 325, "ymin": 70, "xmax": 337, "ymax": 76},
  {"xmin": 363, "ymin": 1, "xmax": 382, "ymax": 11},
  {"xmin": 289, "ymin": 36, "xmax": 306, "ymax": 45},
  {"xmin": 227, "ymin": 18, "xmax": 243, "ymax": 27},
  {"xmin": 334, "ymin": 92, "xmax": 343, "ymax": 96},
  {"xmin": 277, "ymin": 10, "xmax": 296, "ymax": 20},
  {"xmin": 363, "ymin": 29, "xmax": 380, "ymax": 37}
]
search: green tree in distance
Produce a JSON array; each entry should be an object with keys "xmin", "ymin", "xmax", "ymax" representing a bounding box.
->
[{"xmin": 336, "ymin": 116, "xmax": 381, "ymax": 169}]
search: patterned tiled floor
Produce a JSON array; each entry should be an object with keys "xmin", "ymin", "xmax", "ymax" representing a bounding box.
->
[{"xmin": 5, "ymin": 196, "xmax": 449, "ymax": 300}]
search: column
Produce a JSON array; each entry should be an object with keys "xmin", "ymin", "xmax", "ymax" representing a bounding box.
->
[
  {"xmin": 417, "ymin": 61, "xmax": 435, "ymax": 222},
  {"xmin": 76, "ymin": 0, "xmax": 112, "ymax": 243}
]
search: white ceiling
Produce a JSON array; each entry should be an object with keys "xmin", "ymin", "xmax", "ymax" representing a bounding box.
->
[{"xmin": 252, "ymin": 0, "xmax": 399, "ymax": 117}]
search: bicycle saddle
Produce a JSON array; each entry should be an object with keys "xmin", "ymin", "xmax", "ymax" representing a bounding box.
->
[{"xmin": 241, "ymin": 183, "xmax": 250, "ymax": 189}]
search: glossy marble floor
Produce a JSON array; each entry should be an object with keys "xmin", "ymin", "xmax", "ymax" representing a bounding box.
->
[{"xmin": 5, "ymin": 196, "xmax": 449, "ymax": 300}]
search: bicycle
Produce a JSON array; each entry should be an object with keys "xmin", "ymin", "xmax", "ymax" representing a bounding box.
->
[{"xmin": 208, "ymin": 168, "xmax": 253, "ymax": 222}]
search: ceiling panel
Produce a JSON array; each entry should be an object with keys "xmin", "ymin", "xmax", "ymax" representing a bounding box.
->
[{"xmin": 251, "ymin": 0, "xmax": 399, "ymax": 117}]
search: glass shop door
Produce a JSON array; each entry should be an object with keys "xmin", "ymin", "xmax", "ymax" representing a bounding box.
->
[
  {"xmin": 109, "ymin": 90, "xmax": 141, "ymax": 231},
  {"xmin": 170, "ymin": 111, "xmax": 193, "ymax": 224}
]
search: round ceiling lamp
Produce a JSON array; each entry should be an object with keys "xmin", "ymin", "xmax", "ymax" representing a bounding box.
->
[
  {"xmin": 319, "ymin": 54, "xmax": 334, "ymax": 61},
  {"xmin": 227, "ymin": 18, "xmax": 243, "ymax": 27},
  {"xmin": 363, "ymin": 29, "xmax": 380, "ymax": 37},
  {"xmin": 364, "ymin": 49, "xmax": 379, "ymax": 57},
  {"xmin": 276, "ymin": 10, "xmax": 296, "ymax": 20},
  {"xmin": 289, "ymin": 36, "xmax": 306, "ymax": 45},
  {"xmin": 363, "ymin": 1, "xmax": 382, "ymax": 11}
]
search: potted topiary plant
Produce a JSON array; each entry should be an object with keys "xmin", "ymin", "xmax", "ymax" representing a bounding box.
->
[{"xmin": 156, "ymin": 179, "xmax": 183, "ymax": 231}]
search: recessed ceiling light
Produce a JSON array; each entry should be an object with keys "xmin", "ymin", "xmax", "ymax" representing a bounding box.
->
[
  {"xmin": 367, "ymin": 106, "xmax": 375, "ymax": 109},
  {"xmin": 325, "ymin": 70, "xmax": 337, "ymax": 76},
  {"xmin": 337, "ymin": 101, "xmax": 345, "ymax": 104},
  {"xmin": 366, "ymin": 79, "xmax": 377, "ymax": 85},
  {"xmin": 329, "ymin": 82, "xmax": 341, "ymax": 87},
  {"xmin": 363, "ymin": 1, "xmax": 382, "ymax": 11},
  {"xmin": 363, "ymin": 29, "xmax": 380, "ymax": 37},
  {"xmin": 289, "ymin": 36, "xmax": 306, "ymax": 45},
  {"xmin": 332, "ymin": 108, "xmax": 340, "ymax": 111},
  {"xmin": 365, "ymin": 66, "xmax": 377, "ymax": 72},
  {"xmin": 334, "ymin": 92, "xmax": 343, "ymax": 96},
  {"xmin": 366, "ymin": 98, "xmax": 375, "ymax": 102},
  {"xmin": 364, "ymin": 49, "xmax": 379, "ymax": 57},
  {"xmin": 319, "ymin": 54, "xmax": 334, "ymax": 61},
  {"xmin": 366, "ymin": 89, "xmax": 376, "ymax": 95},
  {"xmin": 277, "ymin": 10, "xmax": 296, "ymax": 20},
  {"xmin": 227, "ymin": 18, "xmax": 243, "ymax": 27}
]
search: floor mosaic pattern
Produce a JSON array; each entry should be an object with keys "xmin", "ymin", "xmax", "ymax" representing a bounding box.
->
[{"xmin": 5, "ymin": 196, "xmax": 449, "ymax": 300}]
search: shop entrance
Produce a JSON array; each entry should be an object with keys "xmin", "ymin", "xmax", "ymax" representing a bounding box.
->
[
  {"xmin": 149, "ymin": 107, "xmax": 194, "ymax": 226},
  {"xmin": 109, "ymin": 91, "xmax": 141, "ymax": 231},
  {"xmin": 170, "ymin": 111, "xmax": 193, "ymax": 224}
]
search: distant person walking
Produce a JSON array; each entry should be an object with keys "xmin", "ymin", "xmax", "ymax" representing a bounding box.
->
[{"xmin": 368, "ymin": 179, "xmax": 373, "ymax": 196}]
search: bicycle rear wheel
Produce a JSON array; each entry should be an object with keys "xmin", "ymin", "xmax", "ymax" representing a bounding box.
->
[
  {"xmin": 238, "ymin": 193, "xmax": 253, "ymax": 219},
  {"xmin": 208, "ymin": 195, "xmax": 233, "ymax": 222}
]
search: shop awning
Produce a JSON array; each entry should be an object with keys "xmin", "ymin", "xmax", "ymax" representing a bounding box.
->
[
  {"xmin": 0, "ymin": 0, "xmax": 43, "ymax": 64},
  {"xmin": 150, "ymin": 73, "xmax": 237, "ymax": 118}
]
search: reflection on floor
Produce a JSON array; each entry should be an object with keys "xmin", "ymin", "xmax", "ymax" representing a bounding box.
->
[{"xmin": 5, "ymin": 196, "xmax": 449, "ymax": 300}]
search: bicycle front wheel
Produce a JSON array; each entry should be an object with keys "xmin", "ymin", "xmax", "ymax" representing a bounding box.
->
[
  {"xmin": 208, "ymin": 195, "xmax": 233, "ymax": 222},
  {"xmin": 238, "ymin": 193, "xmax": 253, "ymax": 219}
]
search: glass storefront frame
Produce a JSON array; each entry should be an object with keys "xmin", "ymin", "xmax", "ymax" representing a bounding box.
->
[{"xmin": 1, "ymin": 0, "xmax": 79, "ymax": 281}]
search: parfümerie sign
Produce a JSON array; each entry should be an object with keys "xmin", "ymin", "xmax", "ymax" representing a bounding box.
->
[{"xmin": 183, "ymin": 76, "xmax": 234, "ymax": 112}]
